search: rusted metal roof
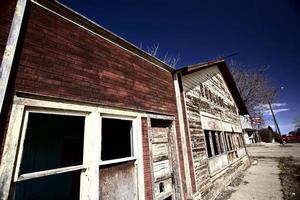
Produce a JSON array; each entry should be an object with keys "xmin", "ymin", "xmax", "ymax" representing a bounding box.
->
[{"xmin": 177, "ymin": 59, "xmax": 249, "ymax": 115}]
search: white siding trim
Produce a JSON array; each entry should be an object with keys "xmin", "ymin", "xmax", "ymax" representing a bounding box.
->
[
  {"xmin": 173, "ymin": 73, "xmax": 193, "ymax": 198},
  {"xmin": 0, "ymin": 104, "xmax": 25, "ymax": 199}
]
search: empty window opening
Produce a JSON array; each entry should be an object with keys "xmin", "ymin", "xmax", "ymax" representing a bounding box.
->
[
  {"xmin": 205, "ymin": 130, "xmax": 226, "ymax": 158},
  {"xmin": 19, "ymin": 113, "xmax": 84, "ymax": 174},
  {"xmin": 61, "ymin": 139, "xmax": 83, "ymax": 167},
  {"xmin": 204, "ymin": 130, "xmax": 212, "ymax": 157},
  {"xmin": 101, "ymin": 118, "xmax": 133, "ymax": 161},
  {"xmin": 15, "ymin": 170, "xmax": 80, "ymax": 200},
  {"xmin": 151, "ymin": 118, "xmax": 172, "ymax": 128},
  {"xmin": 164, "ymin": 196, "xmax": 172, "ymax": 200},
  {"xmin": 16, "ymin": 113, "xmax": 84, "ymax": 200},
  {"xmin": 159, "ymin": 182, "xmax": 165, "ymax": 193}
]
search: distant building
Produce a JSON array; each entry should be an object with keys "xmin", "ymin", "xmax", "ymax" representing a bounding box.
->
[{"xmin": 240, "ymin": 115, "xmax": 257, "ymax": 144}]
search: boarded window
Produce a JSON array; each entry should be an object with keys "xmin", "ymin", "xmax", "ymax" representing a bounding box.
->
[{"xmin": 101, "ymin": 118, "xmax": 133, "ymax": 161}]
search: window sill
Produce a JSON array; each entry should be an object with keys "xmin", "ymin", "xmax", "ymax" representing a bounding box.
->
[
  {"xmin": 17, "ymin": 164, "xmax": 85, "ymax": 182},
  {"xmin": 209, "ymin": 153, "xmax": 248, "ymax": 178},
  {"xmin": 100, "ymin": 157, "xmax": 136, "ymax": 166},
  {"xmin": 208, "ymin": 152, "xmax": 227, "ymax": 159}
]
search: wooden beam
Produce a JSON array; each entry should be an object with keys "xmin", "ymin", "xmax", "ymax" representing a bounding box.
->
[
  {"xmin": 17, "ymin": 165, "xmax": 85, "ymax": 182},
  {"xmin": 0, "ymin": 0, "xmax": 27, "ymax": 114},
  {"xmin": 100, "ymin": 157, "xmax": 136, "ymax": 166},
  {"xmin": 0, "ymin": 104, "xmax": 25, "ymax": 199},
  {"xmin": 173, "ymin": 73, "xmax": 193, "ymax": 198},
  {"xmin": 81, "ymin": 112, "xmax": 101, "ymax": 200}
]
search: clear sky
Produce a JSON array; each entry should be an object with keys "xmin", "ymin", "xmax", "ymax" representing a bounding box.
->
[{"xmin": 60, "ymin": 0, "xmax": 300, "ymax": 134}]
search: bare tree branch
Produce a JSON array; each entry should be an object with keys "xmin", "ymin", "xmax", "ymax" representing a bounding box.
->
[
  {"xmin": 147, "ymin": 43, "xmax": 160, "ymax": 57},
  {"xmin": 229, "ymin": 60, "xmax": 278, "ymax": 117},
  {"xmin": 144, "ymin": 43, "xmax": 180, "ymax": 67}
]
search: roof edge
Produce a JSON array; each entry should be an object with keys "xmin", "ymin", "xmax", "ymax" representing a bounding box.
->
[{"xmin": 179, "ymin": 59, "xmax": 249, "ymax": 115}]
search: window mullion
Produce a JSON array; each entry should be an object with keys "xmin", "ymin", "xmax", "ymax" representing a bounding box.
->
[
  {"xmin": 215, "ymin": 132, "xmax": 221, "ymax": 155},
  {"xmin": 208, "ymin": 131, "xmax": 215, "ymax": 156},
  {"xmin": 220, "ymin": 132, "xmax": 226, "ymax": 153},
  {"xmin": 13, "ymin": 110, "xmax": 29, "ymax": 182},
  {"xmin": 81, "ymin": 112, "xmax": 101, "ymax": 200}
]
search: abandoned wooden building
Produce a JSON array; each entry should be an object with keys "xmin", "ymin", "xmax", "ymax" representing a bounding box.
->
[
  {"xmin": 175, "ymin": 60, "xmax": 250, "ymax": 200},
  {"xmin": 0, "ymin": 0, "xmax": 249, "ymax": 200}
]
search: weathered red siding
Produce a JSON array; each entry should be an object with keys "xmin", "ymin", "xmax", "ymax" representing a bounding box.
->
[
  {"xmin": 14, "ymin": 4, "xmax": 177, "ymax": 115},
  {"xmin": 142, "ymin": 117, "xmax": 153, "ymax": 200}
]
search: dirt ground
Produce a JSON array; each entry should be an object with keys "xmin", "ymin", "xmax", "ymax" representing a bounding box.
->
[
  {"xmin": 247, "ymin": 142, "xmax": 300, "ymax": 160},
  {"xmin": 216, "ymin": 142, "xmax": 300, "ymax": 200},
  {"xmin": 278, "ymin": 156, "xmax": 300, "ymax": 200}
]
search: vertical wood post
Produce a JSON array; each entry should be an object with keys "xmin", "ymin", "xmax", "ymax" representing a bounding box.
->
[
  {"xmin": 81, "ymin": 112, "xmax": 101, "ymax": 200},
  {"xmin": 0, "ymin": 104, "xmax": 25, "ymax": 199},
  {"xmin": 173, "ymin": 72, "xmax": 192, "ymax": 199},
  {"xmin": 0, "ymin": 0, "xmax": 27, "ymax": 114}
]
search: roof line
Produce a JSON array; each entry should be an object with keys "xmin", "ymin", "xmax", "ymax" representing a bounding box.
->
[{"xmin": 179, "ymin": 59, "xmax": 249, "ymax": 115}]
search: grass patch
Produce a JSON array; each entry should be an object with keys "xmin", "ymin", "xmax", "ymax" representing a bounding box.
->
[{"xmin": 278, "ymin": 157, "xmax": 300, "ymax": 200}]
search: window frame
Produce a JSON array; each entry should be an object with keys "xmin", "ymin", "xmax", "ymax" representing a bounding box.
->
[
  {"xmin": 204, "ymin": 130, "xmax": 227, "ymax": 158},
  {"xmin": 13, "ymin": 108, "xmax": 87, "ymax": 183},
  {"xmin": 99, "ymin": 115, "xmax": 137, "ymax": 166},
  {"xmin": 0, "ymin": 96, "xmax": 144, "ymax": 200}
]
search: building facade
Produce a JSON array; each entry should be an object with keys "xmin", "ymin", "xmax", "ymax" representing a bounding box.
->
[
  {"xmin": 175, "ymin": 61, "xmax": 250, "ymax": 200},
  {"xmin": 0, "ymin": 0, "xmax": 249, "ymax": 199}
]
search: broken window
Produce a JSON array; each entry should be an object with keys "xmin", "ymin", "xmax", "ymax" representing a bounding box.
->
[
  {"xmin": 232, "ymin": 133, "xmax": 244, "ymax": 149},
  {"xmin": 101, "ymin": 118, "xmax": 133, "ymax": 161},
  {"xmin": 15, "ymin": 113, "xmax": 85, "ymax": 200},
  {"xmin": 224, "ymin": 132, "xmax": 240, "ymax": 162},
  {"xmin": 5, "ymin": 101, "xmax": 141, "ymax": 200},
  {"xmin": 204, "ymin": 130, "xmax": 225, "ymax": 158},
  {"xmin": 15, "ymin": 171, "xmax": 80, "ymax": 200}
]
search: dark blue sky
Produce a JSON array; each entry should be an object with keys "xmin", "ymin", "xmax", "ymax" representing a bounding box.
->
[{"xmin": 60, "ymin": 0, "xmax": 300, "ymax": 133}]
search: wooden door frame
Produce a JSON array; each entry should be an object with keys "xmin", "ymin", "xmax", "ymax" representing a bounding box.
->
[{"xmin": 146, "ymin": 115, "xmax": 182, "ymax": 200}]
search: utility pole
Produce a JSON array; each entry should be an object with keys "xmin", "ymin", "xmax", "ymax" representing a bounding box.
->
[{"xmin": 268, "ymin": 101, "xmax": 282, "ymax": 137}]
